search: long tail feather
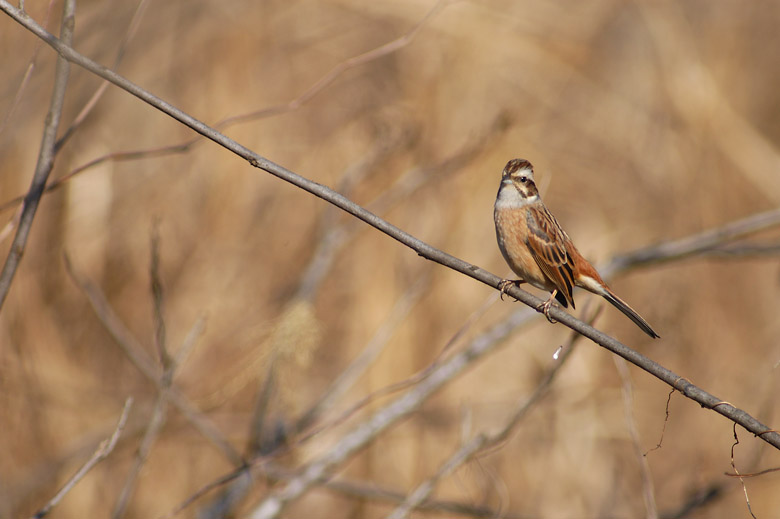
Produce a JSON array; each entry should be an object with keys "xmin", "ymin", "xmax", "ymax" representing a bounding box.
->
[{"xmin": 602, "ymin": 289, "xmax": 660, "ymax": 339}]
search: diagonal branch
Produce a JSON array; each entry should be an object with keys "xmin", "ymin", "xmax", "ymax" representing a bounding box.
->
[
  {"xmin": 4, "ymin": 1, "xmax": 778, "ymax": 456},
  {"xmin": 0, "ymin": 0, "xmax": 74, "ymax": 312},
  {"xmin": 32, "ymin": 398, "xmax": 133, "ymax": 519},
  {"xmin": 603, "ymin": 207, "xmax": 780, "ymax": 276}
]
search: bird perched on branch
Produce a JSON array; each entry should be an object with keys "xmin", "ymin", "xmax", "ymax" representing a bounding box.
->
[{"xmin": 493, "ymin": 158, "xmax": 659, "ymax": 338}]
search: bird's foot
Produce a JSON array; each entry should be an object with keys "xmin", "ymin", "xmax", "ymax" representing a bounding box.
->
[
  {"xmin": 536, "ymin": 295, "xmax": 558, "ymax": 323},
  {"xmin": 498, "ymin": 279, "xmax": 523, "ymax": 301}
]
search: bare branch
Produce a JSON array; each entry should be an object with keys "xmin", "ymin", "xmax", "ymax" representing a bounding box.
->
[
  {"xmin": 32, "ymin": 398, "xmax": 133, "ymax": 519},
  {"xmin": 725, "ymin": 466, "xmax": 780, "ymax": 478},
  {"xmin": 604, "ymin": 208, "xmax": 780, "ymax": 275},
  {"xmin": 0, "ymin": 0, "xmax": 74, "ymax": 312},
  {"xmin": 112, "ymin": 391, "xmax": 168, "ymax": 519},
  {"xmin": 112, "ymin": 229, "xmax": 177, "ymax": 519},
  {"xmin": 174, "ymin": 316, "xmax": 207, "ymax": 369},
  {"xmin": 150, "ymin": 222, "xmax": 171, "ymax": 368},
  {"xmin": 729, "ymin": 424, "xmax": 757, "ymax": 519}
]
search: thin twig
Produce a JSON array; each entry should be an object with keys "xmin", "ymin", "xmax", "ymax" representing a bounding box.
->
[
  {"xmin": 32, "ymin": 398, "xmax": 133, "ymax": 519},
  {"xmin": 645, "ymin": 388, "xmax": 674, "ymax": 455},
  {"xmin": 0, "ymin": 0, "xmax": 74, "ymax": 312},
  {"xmin": 0, "ymin": 144, "xmax": 190, "ymax": 215},
  {"xmin": 112, "ymin": 391, "xmax": 168, "ymax": 519},
  {"xmin": 112, "ymin": 231, "xmax": 178, "ymax": 519},
  {"xmin": 0, "ymin": 205, "xmax": 23, "ymax": 244},
  {"xmin": 175, "ymin": 316, "xmax": 207, "ymax": 368},
  {"xmin": 729, "ymin": 424, "xmax": 757, "ymax": 519},
  {"xmin": 150, "ymin": 222, "xmax": 171, "ymax": 368}
]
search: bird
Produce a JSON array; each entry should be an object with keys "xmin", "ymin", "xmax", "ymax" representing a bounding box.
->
[{"xmin": 493, "ymin": 158, "xmax": 659, "ymax": 338}]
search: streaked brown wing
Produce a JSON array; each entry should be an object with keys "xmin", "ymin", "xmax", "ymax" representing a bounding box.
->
[{"xmin": 525, "ymin": 204, "xmax": 576, "ymax": 307}]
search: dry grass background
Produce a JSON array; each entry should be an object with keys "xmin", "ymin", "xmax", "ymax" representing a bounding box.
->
[{"xmin": 2, "ymin": 0, "xmax": 780, "ymax": 517}]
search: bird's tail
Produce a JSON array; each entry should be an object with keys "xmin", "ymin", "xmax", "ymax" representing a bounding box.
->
[{"xmin": 602, "ymin": 288, "xmax": 660, "ymax": 339}]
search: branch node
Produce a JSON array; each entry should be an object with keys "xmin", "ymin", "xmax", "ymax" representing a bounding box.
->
[{"xmin": 671, "ymin": 375, "xmax": 691, "ymax": 392}]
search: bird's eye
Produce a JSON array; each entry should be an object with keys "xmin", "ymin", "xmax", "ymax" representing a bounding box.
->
[{"xmin": 518, "ymin": 176, "xmax": 527, "ymax": 183}]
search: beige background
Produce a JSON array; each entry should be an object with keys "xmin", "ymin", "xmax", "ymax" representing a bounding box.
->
[{"xmin": 1, "ymin": 0, "xmax": 779, "ymax": 517}]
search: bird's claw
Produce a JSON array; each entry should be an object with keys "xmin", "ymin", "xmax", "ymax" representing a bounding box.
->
[
  {"xmin": 536, "ymin": 298, "xmax": 558, "ymax": 323},
  {"xmin": 498, "ymin": 279, "xmax": 518, "ymax": 301}
]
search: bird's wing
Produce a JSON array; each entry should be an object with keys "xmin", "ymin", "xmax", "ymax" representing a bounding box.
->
[{"xmin": 525, "ymin": 204, "xmax": 576, "ymax": 307}]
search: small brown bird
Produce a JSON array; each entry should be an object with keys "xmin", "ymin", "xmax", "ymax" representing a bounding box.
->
[{"xmin": 494, "ymin": 158, "xmax": 659, "ymax": 338}]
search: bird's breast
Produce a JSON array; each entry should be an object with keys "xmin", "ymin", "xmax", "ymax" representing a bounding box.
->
[{"xmin": 494, "ymin": 206, "xmax": 554, "ymax": 291}]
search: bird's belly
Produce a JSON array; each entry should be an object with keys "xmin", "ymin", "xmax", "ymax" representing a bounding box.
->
[{"xmin": 494, "ymin": 210, "xmax": 554, "ymax": 292}]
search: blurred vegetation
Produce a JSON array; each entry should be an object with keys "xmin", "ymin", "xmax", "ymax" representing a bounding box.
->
[{"xmin": 1, "ymin": 0, "xmax": 779, "ymax": 517}]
